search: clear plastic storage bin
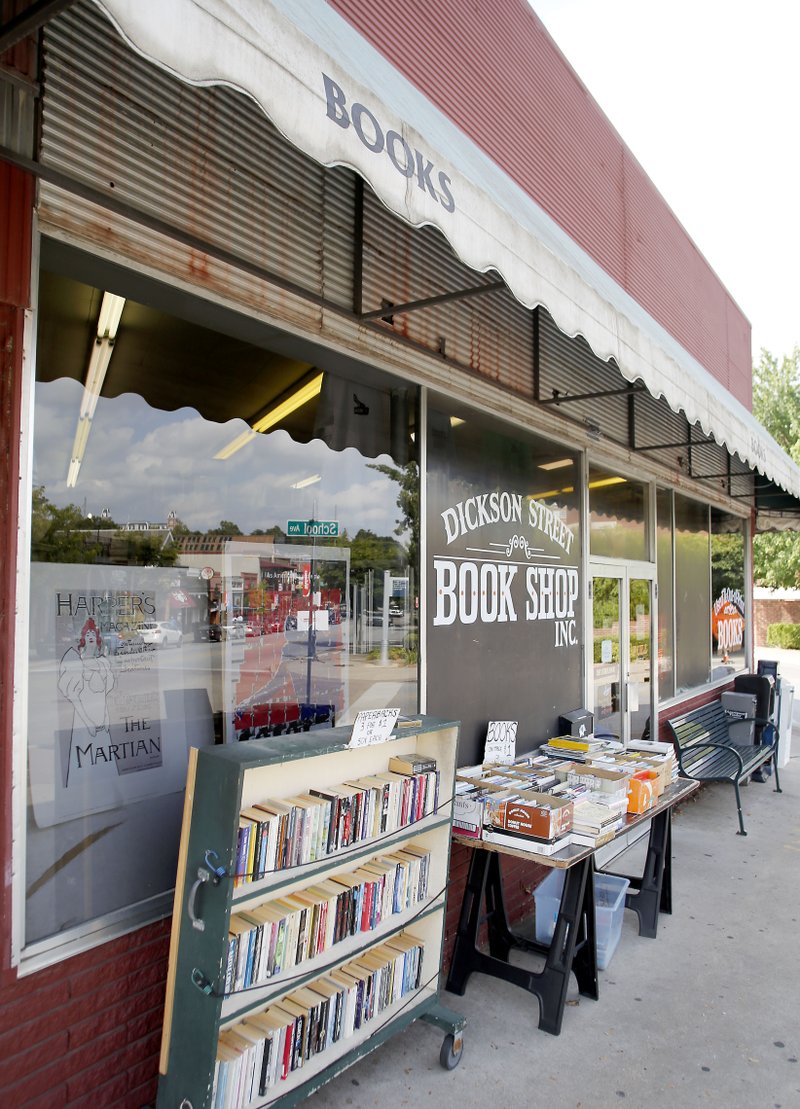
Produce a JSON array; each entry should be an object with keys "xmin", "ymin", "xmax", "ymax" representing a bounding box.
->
[
  {"xmin": 593, "ymin": 873, "xmax": 630, "ymax": 969},
  {"xmin": 533, "ymin": 870, "xmax": 630, "ymax": 969}
]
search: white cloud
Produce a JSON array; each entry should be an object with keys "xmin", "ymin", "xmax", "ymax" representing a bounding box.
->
[{"xmin": 33, "ymin": 379, "xmax": 406, "ymax": 538}]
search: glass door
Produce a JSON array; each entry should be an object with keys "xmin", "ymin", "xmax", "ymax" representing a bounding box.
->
[{"xmin": 591, "ymin": 564, "xmax": 655, "ymax": 744}]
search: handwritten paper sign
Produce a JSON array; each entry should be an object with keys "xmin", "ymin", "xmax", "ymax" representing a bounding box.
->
[
  {"xmin": 348, "ymin": 707, "xmax": 401, "ymax": 748},
  {"xmin": 483, "ymin": 720, "xmax": 518, "ymax": 765}
]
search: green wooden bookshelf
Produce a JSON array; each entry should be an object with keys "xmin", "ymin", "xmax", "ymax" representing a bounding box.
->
[{"xmin": 157, "ymin": 715, "xmax": 465, "ymax": 1108}]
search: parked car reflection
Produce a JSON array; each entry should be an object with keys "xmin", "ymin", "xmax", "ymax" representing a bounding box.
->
[
  {"xmin": 139, "ymin": 620, "xmax": 183, "ymax": 648},
  {"xmin": 193, "ymin": 623, "xmax": 222, "ymax": 643}
]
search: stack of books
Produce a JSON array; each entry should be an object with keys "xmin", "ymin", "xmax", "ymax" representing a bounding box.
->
[
  {"xmin": 538, "ymin": 735, "xmax": 607, "ymax": 762},
  {"xmin": 549, "ymin": 763, "xmax": 629, "ymax": 845},
  {"xmin": 482, "ymin": 791, "xmax": 574, "ymax": 855},
  {"xmin": 568, "ymin": 799, "xmax": 626, "ymax": 847}
]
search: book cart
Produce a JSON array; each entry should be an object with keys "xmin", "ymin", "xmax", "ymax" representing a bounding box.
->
[{"xmin": 157, "ymin": 715, "xmax": 465, "ymax": 1108}]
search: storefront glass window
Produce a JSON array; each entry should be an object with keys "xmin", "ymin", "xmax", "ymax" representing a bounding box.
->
[
  {"xmin": 711, "ymin": 509, "xmax": 747, "ymax": 677},
  {"xmin": 426, "ymin": 405, "xmax": 582, "ymax": 764},
  {"xmin": 24, "ymin": 264, "xmax": 418, "ymax": 952},
  {"xmin": 656, "ymin": 489, "xmax": 675, "ymax": 700},
  {"xmin": 675, "ymin": 494, "xmax": 711, "ymax": 692},
  {"xmin": 589, "ymin": 467, "xmax": 649, "ymax": 560}
]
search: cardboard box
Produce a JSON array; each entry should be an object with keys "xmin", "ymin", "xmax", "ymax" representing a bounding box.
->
[
  {"xmin": 453, "ymin": 781, "xmax": 523, "ymax": 837},
  {"xmin": 624, "ymin": 755, "xmax": 668, "ymax": 795},
  {"xmin": 453, "ymin": 788, "xmax": 487, "ymax": 837},
  {"xmin": 482, "ymin": 827, "xmax": 572, "ymax": 856},
  {"xmin": 484, "ymin": 791, "xmax": 574, "ymax": 840},
  {"xmin": 553, "ymin": 762, "xmax": 630, "ymax": 803},
  {"xmin": 588, "ymin": 752, "xmax": 670, "ymax": 796}
]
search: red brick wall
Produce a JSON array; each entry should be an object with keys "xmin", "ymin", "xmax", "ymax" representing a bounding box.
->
[
  {"xmin": 754, "ymin": 599, "xmax": 800, "ymax": 646},
  {"xmin": 0, "ymin": 157, "xmax": 166, "ymax": 1109},
  {"xmin": 0, "ymin": 922, "xmax": 169, "ymax": 1109}
]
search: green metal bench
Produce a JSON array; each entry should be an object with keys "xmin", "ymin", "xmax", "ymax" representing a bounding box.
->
[{"xmin": 665, "ymin": 700, "xmax": 781, "ymax": 835}]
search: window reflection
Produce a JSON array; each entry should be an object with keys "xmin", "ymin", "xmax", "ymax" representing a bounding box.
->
[
  {"xmin": 711, "ymin": 509, "xmax": 746, "ymax": 677},
  {"xmin": 675, "ymin": 495, "xmax": 711, "ymax": 692},
  {"xmin": 26, "ymin": 268, "xmax": 419, "ymax": 949},
  {"xmin": 656, "ymin": 489, "xmax": 675, "ymax": 700},
  {"xmin": 589, "ymin": 467, "xmax": 649, "ymax": 560}
]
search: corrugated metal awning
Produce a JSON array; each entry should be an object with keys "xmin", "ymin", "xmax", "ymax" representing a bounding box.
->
[{"xmin": 92, "ymin": 0, "xmax": 800, "ymax": 518}]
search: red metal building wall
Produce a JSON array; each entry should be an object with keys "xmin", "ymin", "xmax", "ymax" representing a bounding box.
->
[{"xmin": 327, "ymin": 0, "xmax": 753, "ymax": 409}]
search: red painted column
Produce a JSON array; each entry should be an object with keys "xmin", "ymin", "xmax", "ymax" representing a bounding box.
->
[{"xmin": 0, "ymin": 157, "xmax": 33, "ymax": 973}]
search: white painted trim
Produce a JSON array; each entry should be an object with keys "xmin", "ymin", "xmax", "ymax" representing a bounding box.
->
[{"xmin": 11, "ymin": 228, "xmax": 39, "ymax": 968}]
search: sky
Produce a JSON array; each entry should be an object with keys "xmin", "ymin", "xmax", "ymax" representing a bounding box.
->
[{"xmin": 530, "ymin": 0, "xmax": 800, "ymax": 362}]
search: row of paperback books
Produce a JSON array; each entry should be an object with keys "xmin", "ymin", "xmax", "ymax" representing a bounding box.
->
[
  {"xmin": 234, "ymin": 756, "xmax": 440, "ymax": 885},
  {"xmin": 225, "ymin": 843, "xmax": 431, "ymax": 993},
  {"xmin": 213, "ymin": 932, "xmax": 425, "ymax": 1109}
]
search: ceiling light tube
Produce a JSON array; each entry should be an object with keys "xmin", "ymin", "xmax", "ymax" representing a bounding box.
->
[
  {"xmin": 214, "ymin": 429, "xmax": 258, "ymax": 462},
  {"xmin": 291, "ymin": 473, "xmax": 322, "ymax": 489},
  {"xmin": 588, "ymin": 476, "xmax": 627, "ymax": 489},
  {"xmin": 96, "ymin": 292, "xmax": 126, "ymax": 341},
  {"xmin": 214, "ymin": 371, "xmax": 324, "ymax": 460},
  {"xmin": 251, "ymin": 372, "xmax": 324, "ymax": 433},
  {"xmin": 538, "ymin": 458, "xmax": 574, "ymax": 471},
  {"xmin": 66, "ymin": 292, "xmax": 126, "ymax": 487},
  {"xmin": 80, "ymin": 341, "xmax": 115, "ymax": 421}
]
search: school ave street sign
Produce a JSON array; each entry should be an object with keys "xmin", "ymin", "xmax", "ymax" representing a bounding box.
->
[{"xmin": 287, "ymin": 519, "xmax": 340, "ymax": 537}]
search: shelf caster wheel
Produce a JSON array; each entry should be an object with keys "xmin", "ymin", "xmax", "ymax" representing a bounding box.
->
[{"xmin": 439, "ymin": 1032, "xmax": 463, "ymax": 1070}]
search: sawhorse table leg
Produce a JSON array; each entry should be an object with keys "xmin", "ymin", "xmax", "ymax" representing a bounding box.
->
[
  {"xmin": 605, "ymin": 806, "xmax": 672, "ymax": 939},
  {"xmin": 446, "ymin": 849, "xmax": 598, "ymax": 1036}
]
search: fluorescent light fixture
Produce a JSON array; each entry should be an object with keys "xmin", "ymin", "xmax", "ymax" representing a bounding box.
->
[
  {"xmin": 96, "ymin": 292, "xmax": 125, "ymax": 341},
  {"xmin": 214, "ymin": 428, "xmax": 258, "ymax": 461},
  {"xmin": 588, "ymin": 476, "xmax": 627, "ymax": 489},
  {"xmin": 214, "ymin": 371, "xmax": 324, "ymax": 461},
  {"xmin": 535, "ymin": 485, "xmax": 575, "ymax": 499},
  {"xmin": 291, "ymin": 473, "xmax": 321, "ymax": 490},
  {"xmin": 534, "ymin": 475, "xmax": 626, "ymax": 500},
  {"xmin": 66, "ymin": 291, "xmax": 126, "ymax": 487},
  {"xmin": 538, "ymin": 458, "xmax": 573, "ymax": 471}
]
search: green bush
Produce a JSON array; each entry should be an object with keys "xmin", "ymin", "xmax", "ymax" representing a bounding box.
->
[
  {"xmin": 766, "ymin": 623, "xmax": 800, "ymax": 649},
  {"xmin": 592, "ymin": 634, "xmax": 649, "ymax": 664},
  {"xmin": 366, "ymin": 646, "xmax": 418, "ymax": 664}
]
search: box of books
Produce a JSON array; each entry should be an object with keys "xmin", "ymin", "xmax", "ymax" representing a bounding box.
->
[
  {"xmin": 553, "ymin": 762, "xmax": 630, "ymax": 804},
  {"xmin": 453, "ymin": 784, "xmax": 489, "ymax": 837},
  {"xmin": 483, "ymin": 790, "xmax": 574, "ymax": 841}
]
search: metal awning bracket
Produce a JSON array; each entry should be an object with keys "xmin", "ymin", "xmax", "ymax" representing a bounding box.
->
[{"xmin": 358, "ymin": 279, "xmax": 505, "ymax": 322}]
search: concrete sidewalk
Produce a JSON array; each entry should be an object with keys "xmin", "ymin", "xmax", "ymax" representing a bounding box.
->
[{"xmin": 312, "ymin": 740, "xmax": 800, "ymax": 1107}]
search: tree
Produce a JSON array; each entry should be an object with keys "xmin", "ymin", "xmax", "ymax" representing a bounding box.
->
[
  {"xmin": 208, "ymin": 520, "xmax": 243, "ymax": 535},
  {"xmin": 368, "ymin": 459, "xmax": 419, "ymax": 570},
  {"xmin": 31, "ymin": 487, "xmax": 103, "ymax": 563},
  {"xmin": 752, "ymin": 347, "xmax": 800, "ymax": 587}
]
